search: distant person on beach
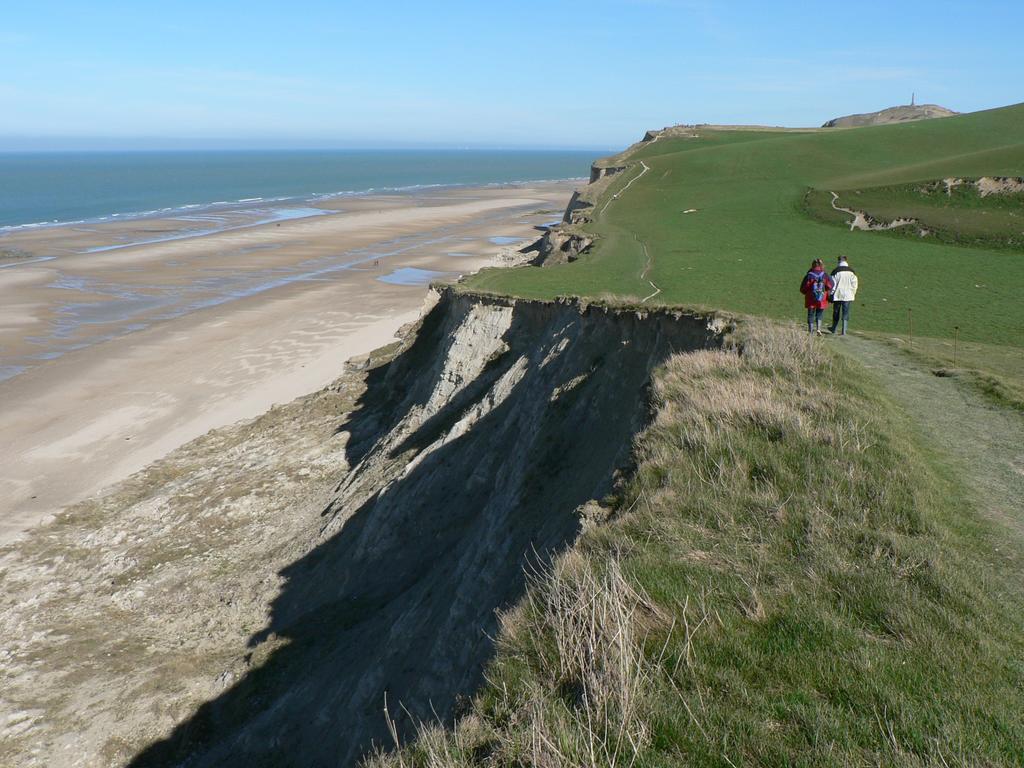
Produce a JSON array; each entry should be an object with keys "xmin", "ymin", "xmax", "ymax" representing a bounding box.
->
[
  {"xmin": 828, "ymin": 255, "xmax": 859, "ymax": 336},
  {"xmin": 800, "ymin": 258, "xmax": 833, "ymax": 335}
]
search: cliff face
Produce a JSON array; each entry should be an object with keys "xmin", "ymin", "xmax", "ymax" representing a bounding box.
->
[
  {"xmin": 534, "ymin": 127, "xmax": 675, "ymax": 266},
  {"xmin": 531, "ymin": 171, "xmax": 609, "ymax": 265},
  {"xmin": 1, "ymin": 289, "xmax": 727, "ymax": 768},
  {"xmin": 131, "ymin": 291, "xmax": 726, "ymax": 767},
  {"xmin": 589, "ymin": 163, "xmax": 627, "ymax": 183},
  {"xmin": 561, "ymin": 189, "xmax": 592, "ymax": 224}
]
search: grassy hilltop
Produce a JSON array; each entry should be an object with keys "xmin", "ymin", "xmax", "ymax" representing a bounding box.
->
[
  {"xmin": 468, "ymin": 103, "xmax": 1024, "ymax": 349},
  {"xmin": 374, "ymin": 108, "xmax": 1024, "ymax": 767}
]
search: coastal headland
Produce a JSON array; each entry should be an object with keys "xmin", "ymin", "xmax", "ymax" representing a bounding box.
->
[{"xmin": 2, "ymin": 106, "xmax": 1022, "ymax": 767}]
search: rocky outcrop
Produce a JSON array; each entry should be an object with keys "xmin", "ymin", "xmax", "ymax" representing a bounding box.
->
[
  {"xmin": 976, "ymin": 176, "xmax": 1024, "ymax": 196},
  {"xmin": 528, "ymin": 227, "xmax": 595, "ymax": 266},
  {"xmin": 562, "ymin": 190, "xmax": 593, "ymax": 224},
  {"xmin": 538, "ymin": 123, "xmax": 701, "ymax": 269},
  {"xmin": 939, "ymin": 176, "xmax": 1024, "ymax": 197},
  {"xmin": 530, "ymin": 186, "xmax": 602, "ymax": 266},
  {"xmin": 589, "ymin": 163, "xmax": 626, "ymax": 183},
  {"xmin": 823, "ymin": 104, "xmax": 957, "ymax": 128}
]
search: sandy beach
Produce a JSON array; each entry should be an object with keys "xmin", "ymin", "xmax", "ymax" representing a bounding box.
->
[{"xmin": 0, "ymin": 181, "xmax": 575, "ymax": 544}]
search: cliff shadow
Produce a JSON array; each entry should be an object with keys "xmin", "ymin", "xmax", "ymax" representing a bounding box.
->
[{"xmin": 127, "ymin": 297, "xmax": 717, "ymax": 768}]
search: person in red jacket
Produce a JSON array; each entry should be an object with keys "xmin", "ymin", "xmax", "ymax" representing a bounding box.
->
[{"xmin": 800, "ymin": 258, "xmax": 833, "ymax": 335}]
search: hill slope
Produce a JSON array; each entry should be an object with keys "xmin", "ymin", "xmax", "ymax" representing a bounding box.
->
[
  {"xmin": 466, "ymin": 103, "xmax": 1024, "ymax": 348},
  {"xmin": 823, "ymin": 103, "xmax": 958, "ymax": 127}
]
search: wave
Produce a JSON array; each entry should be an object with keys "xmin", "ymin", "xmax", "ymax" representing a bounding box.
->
[
  {"xmin": 82, "ymin": 207, "xmax": 335, "ymax": 253},
  {"xmin": 0, "ymin": 175, "xmax": 587, "ymax": 235}
]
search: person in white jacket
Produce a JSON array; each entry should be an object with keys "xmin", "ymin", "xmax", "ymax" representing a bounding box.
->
[{"xmin": 828, "ymin": 256, "xmax": 859, "ymax": 335}]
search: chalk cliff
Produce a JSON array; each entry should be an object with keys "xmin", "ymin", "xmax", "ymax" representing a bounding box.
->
[{"xmin": 0, "ymin": 288, "xmax": 727, "ymax": 768}]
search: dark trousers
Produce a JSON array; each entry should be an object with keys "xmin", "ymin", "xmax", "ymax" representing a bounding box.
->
[
  {"xmin": 830, "ymin": 301, "xmax": 851, "ymax": 334},
  {"xmin": 807, "ymin": 307, "xmax": 824, "ymax": 332}
]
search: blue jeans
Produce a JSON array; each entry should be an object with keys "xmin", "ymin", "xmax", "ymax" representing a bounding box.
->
[
  {"xmin": 830, "ymin": 301, "xmax": 851, "ymax": 334},
  {"xmin": 807, "ymin": 307, "xmax": 824, "ymax": 332}
]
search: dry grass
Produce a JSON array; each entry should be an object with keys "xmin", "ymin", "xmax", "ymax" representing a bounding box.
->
[
  {"xmin": 366, "ymin": 552, "xmax": 665, "ymax": 768},
  {"xmin": 360, "ymin": 322, "xmax": 1024, "ymax": 767},
  {"xmin": 505, "ymin": 553, "xmax": 661, "ymax": 768}
]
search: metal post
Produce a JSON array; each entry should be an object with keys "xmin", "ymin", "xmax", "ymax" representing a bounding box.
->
[
  {"xmin": 953, "ymin": 326, "xmax": 959, "ymax": 367},
  {"xmin": 908, "ymin": 309, "xmax": 913, "ymax": 348}
]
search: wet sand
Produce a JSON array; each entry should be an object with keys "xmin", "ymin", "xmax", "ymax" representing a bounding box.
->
[{"xmin": 0, "ymin": 182, "xmax": 573, "ymax": 543}]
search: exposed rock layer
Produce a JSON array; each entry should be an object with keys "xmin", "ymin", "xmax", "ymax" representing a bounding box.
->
[
  {"xmin": 130, "ymin": 290, "xmax": 725, "ymax": 767},
  {"xmin": 529, "ymin": 228, "xmax": 595, "ymax": 265},
  {"xmin": 0, "ymin": 290, "xmax": 725, "ymax": 768},
  {"xmin": 942, "ymin": 176, "xmax": 1024, "ymax": 197}
]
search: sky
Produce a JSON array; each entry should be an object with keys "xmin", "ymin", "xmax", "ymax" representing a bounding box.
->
[{"xmin": 1, "ymin": 0, "xmax": 1021, "ymax": 150}]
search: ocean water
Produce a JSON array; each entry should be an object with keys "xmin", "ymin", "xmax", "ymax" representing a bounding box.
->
[{"xmin": 0, "ymin": 149, "xmax": 595, "ymax": 230}]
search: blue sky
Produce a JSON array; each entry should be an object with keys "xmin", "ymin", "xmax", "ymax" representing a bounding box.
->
[{"xmin": 1, "ymin": 0, "xmax": 1021, "ymax": 150}]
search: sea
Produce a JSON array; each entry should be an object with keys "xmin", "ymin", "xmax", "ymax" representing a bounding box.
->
[{"xmin": 0, "ymin": 149, "xmax": 596, "ymax": 230}]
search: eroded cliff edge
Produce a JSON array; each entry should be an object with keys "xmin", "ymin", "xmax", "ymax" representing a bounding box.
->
[
  {"xmin": 0, "ymin": 288, "xmax": 728, "ymax": 768},
  {"xmin": 528, "ymin": 128, "xmax": 668, "ymax": 265}
]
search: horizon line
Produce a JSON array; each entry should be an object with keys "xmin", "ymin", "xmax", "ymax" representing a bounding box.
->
[{"xmin": 0, "ymin": 139, "xmax": 615, "ymax": 154}]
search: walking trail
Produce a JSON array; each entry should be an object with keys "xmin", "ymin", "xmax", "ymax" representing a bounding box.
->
[
  {"xmin": 600, "ymin": 161, "xmax": 650, "ymax": 215},
  {"xmin": 601, "ymin": 161, "xmax": 661, "ymax": 302},
  {"xmin": 836, "ymin": 336, "xmax": 1024, "ymax": 543},
  {"xmin": 638, "ymin": 237, "xmax": 660, "ymax": 303}
]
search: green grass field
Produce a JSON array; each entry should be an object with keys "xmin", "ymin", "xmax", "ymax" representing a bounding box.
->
[{"xmin": 467, "ymin": 104, "xmax": 1024, "ymax": 349}]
